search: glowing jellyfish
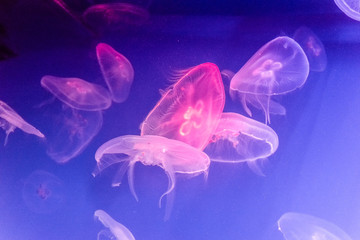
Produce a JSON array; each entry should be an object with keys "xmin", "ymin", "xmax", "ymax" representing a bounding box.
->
[
  {"xmin": 96, "ymin": 43, "xmax": 134, "ymax": 103},
  {"xmin": 41, "ymin": 75, "xmax": 111, "ymax": 111},
  {"xmin": 293, "ymin": 26, "xmax": 327, "ymax": 72},
  {"xmin": 334, "ymin": 0, "xmax": 360, "ymax": 21},
  {"xmin": 204, "ymin": 112, "xmax": 278, "ymax": 175},
  {"xmin": 93, "ymin": 135, "xmax": 210, "ymax": 220},
  {"xmin": 0, "ymin": 100, "xmax": 44, "ymax": 145},
  {"xmin": 94, "ymin": 210, "xmax": 135, "ymax": 240},
  {"xmin": 22, "ymin": 170, "xmax": 65, "ymax": 214},
  {"xmin": 230, "ymin": 36, "xmax": 309, "ymax": 124},
  {"xmin": 44, "ymin": 103, "xmax": 103, "ymax": 164},
  {"xmin": 141, "ymin": 62, "xmax": 225, "ymax": 150},
  {"xmin": 278, "ymin": 212, "xmax": 353, "ymax": 240},
  {"xmin": 82, "ymin": 3, "xmax": 149, "ymax": 32}
]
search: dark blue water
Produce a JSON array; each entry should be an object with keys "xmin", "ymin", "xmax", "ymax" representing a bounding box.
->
[{"xmin": 0, "ymin": 0, "xmax": 359, "ymax": 239}]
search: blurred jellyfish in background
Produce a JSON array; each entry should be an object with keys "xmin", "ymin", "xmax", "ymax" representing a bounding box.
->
[
  {"xmin": 293, "ymin": 26, "xmax": 327, "ymax": 72},
  {"xmin": 204, "ymin": 112, "xmax": 278, "ymax": 175},
  {"xmin": 93, "ymin": 135, "xmax": 210, "ymax": 220},
  {"xmin": 94, "ymin": 209, "xmax": 135, "ymax": 240},
  {"xmin": 278, "ymin": 212, "xmax": 353, "ymax": 240},
  {"xmin": 41, "ymin": 75, "xmax": 112, "ymax": 111},
  {"xmin": 0, "ymin": 100, "xmax": 44, "ymax": 145},
  {"xmin": 141, "ymin": 62, "xmax": 225, "ymax": 150},
  {"xmin": 229, "ymin": 36, "xmax": 309, "ymax": 124},
  {"xmin": 82, "ymin": 2, "xmax": 150, "ymax": 33},
  {"xmin": 96, "ymin": 42, "xmax": 134, "ymax": 103},
  {"xmin": 22, "ymin": 170, "xmax": 65, "ymax": 214},
  {"xmin": 334, "ymin": 0, "xmax": 360, "ymax": 21}
]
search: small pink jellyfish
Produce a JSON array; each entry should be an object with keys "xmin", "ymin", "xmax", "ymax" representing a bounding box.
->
[
  {"xmin": 93, "ymin": 135, "xmax": 210, "ymax": 220},
  {"xmin": 82, "ymin": 3, "xmax": 149, "ymax": 32},
  {"xmin": 22, "ymin": 170, "xmax": 65, "ymax": 214},
  {"xmin": 41, "ymin": 75, "xmax": 111, "ymax": 111},
  {"xmin": 96, "ymin": 43, "xmax": 134, "ymax": 103},
  {"xmin": 0, "ymin": 100, "xmax": 44, "ymax": 145},
  {"xmin": 204, "ymin": 112, "xmax": 278, "ymax": 175},
  {"xmin": 230, "ymin": 36, "xmax": 309, "ymax": 124},
  {"xmin": 141, "ymin": 62, "xmax": 225, "ymax": 150},
  {"xmin": 94, "ymin": 210, "xmax": 135, "ymax": 240},
  {"xmin": 278, "ymin": 212, "xmax": 353, "ymax": 240},
  {"xmin": 293, "ymin": 26, "xmax": 327, "ymax": 72}
]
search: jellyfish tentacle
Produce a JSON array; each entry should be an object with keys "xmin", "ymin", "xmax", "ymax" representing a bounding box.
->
[
  {"xmin": 111, "ymin": 159, "xmax": 131, "ymax": 187},
  {"xmin": 158, "ymin": 162, "xmax": 176, "ymax": 220},
  {"xmin": 241, "ymin": 93, "xmax": 253, "ymax": 117},
  {"xmin": 127, "ymin": 160, "xmax": 139, "ymax": 202},
  {"xmin": 247, "ymin": 158, "xmax": 267, "ymax": 176}
]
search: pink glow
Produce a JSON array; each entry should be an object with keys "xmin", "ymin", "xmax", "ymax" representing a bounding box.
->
[
  {"xmin": 140, "ymin": 63, "xmax": 225, "ymax": 150},
  {"xmin": 96, "ymin": 43, "xmax": 134, "ymax": 103}
]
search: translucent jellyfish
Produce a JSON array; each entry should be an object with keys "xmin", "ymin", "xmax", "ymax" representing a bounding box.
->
[
  {"xmin": 41, "ymin": 75, "xmax": 111, "ymax": 111},
  {"xmin": 96, "ymin": 43, "xmax": 134, "ymax": 103},
  {"xmin": 94, "ymin": 210, "xmax": 135, "ymax": 240},
  {"xmin": 293, "ymin": 26, "xmax": 327, "ymax": 72},
  {"xmin": 141, "ymin": 62, "xmax": 225, "ymax": 150},
  {"xmin": 204, "ymin": 112, "xmax": 278, "ymax": 175},
  {"xmin": 22, "ymin": 170, "xmax": 65, "ymax": 214},
  {"xmin": 230, "ymin": 36, "xmax": 309, "ymax": 124},
  {"xmin": 44, "ymin": 103, "xmax": 103, "ymax": 164},
  {"xmin": 93, "ymin": 135, "xmax": 210, "ymax": 220},
  {"xmin": 0, "ymin": 100, "xmax": 44, "ymax": 145},
  {"xmin": 334, "ymin": 0, "xmax": 360, "ymax": 21},
  {"xmin": 278, "ymin": 212, "xmax": 353, "ymax": 240},
  {"xmin": 82, "ymin": 3, "xmax": 149, "ymax": 32}
]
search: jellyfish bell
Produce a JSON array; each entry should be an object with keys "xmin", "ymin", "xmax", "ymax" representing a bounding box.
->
[
  {"xmin": 40, "ymin": 75, "xmax": 112, "ymax": 111},
  {"xmin": 334, "ymin": 0, "xmax": 360, "ymax": 22},
  {"xmin": 230, "ymin": 36, "xmax": 309, "ymax": 124},
  {"xmin": 141, "ymin": 62, "xmax": 225, "ymax": 150},
  {"xmin": 93, "ymin": 135, "xmax": 210, "ymax": 220},
  {"xmin": 0, "ymin": 100, "xmax": 44, "ymax": 145},
  {"xmin": 293, "ymin": 26, "xmax": 327, "ymax": 72},
  {"xmin": 96, "ymin": 43, "xmax": 134, "ymax": 103},
  {"xmin": 94, "ymin": 210, "xmax": 135, "ymax": 240},
  {"xmin": 82, "ymin": 3, "xmax": 150, "ymax": 32},
  {"xmin": 204, "ymin": 112, "xmax": 279, "ymax": 175},
  {"xmin": 278, "ymin": 212, "xmax": 353, "ymax": 240}
]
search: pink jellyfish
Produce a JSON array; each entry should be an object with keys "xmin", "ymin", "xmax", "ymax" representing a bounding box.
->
[
  {"xmin": 41, "ymin": 75, "xmax": 111, "ymax": 111},
  {"xmin": 230, "ymin": 36, "xmax": 309, "ymax": 124},
  {"xmin": 205, "ymin": 112, "xmax": 278, "ymax": 175},
  {"xmin": 96, "ymin": 43, "xmax": 134, "ymax": 103},
  {"xmin": 93, "ymin": 135, "xmax": 210, "ymax": 220},
  {"xmin": 0, "ymin": 100, "xmax": 44, "ymax": 145},
  {"xmin": 141, "ymin": 62, "xmax": 225, "ymax": 150}
]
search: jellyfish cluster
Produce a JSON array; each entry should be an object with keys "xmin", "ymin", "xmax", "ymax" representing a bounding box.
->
[{"xmin": 2, "ymin": 2, "xmax": 352, "ymax": 238}]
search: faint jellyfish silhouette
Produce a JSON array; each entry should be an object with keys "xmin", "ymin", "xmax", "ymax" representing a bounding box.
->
[
  {"xmin": 94, "ymin": 209, "xmax": 135, "ymax": 240},
  {"xmin": 22, "ymin": 170, "xmax": 65, "ymax": 214},
  {"xmin": 204, "ymin": 112, "xmax": 278, "ymax": 175},
  {"xmin": 82, "ymin": 3, "xmax": 149, "ymax": 32},
  {"xmin": 293, "ymin": 26, "xmax": 327, "ymax": 72},
  {"xmin": 96, "ymin": 43, "xmax": 134, "ymax": 103},
  {"xmin": 0, "ymin": 100, "xmax": 44, "ymax": 145},
  {"xmin": 44, "ymin": 103, "xmax": 103, "ymax": 164},
  {"xmin": 334, "ymin": 0, "xmax": 360, "ymax": 21},
  {"xmin": 41, "ymin": 75, "xmax": 112, "ymax": 111},
  {"xmin": 230, "ymin": 36, "xmax": 309, "ymax": 124},
  {"xmin": 141, "ymin": 62, "xmax": 225, "ymax": 150},
  {"xmin": 93, "ymin": 135, "xmax": 210, "ymax": 220},
  {"xmin": 278, "ymin": 212, "xmax": 353, "ymax": 240}
]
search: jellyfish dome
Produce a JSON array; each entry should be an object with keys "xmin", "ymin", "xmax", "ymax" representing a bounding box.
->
[
  {"xmin": 140, "ymin": 62, "xmax": 225, "ymax": 150},
  {"xmin": 40, "ymin": 75, "xmax": 112, "ymax": 111},
  {"xmin": 93, "ymin": 134, "xmax": 210, "ymax": 219},
  {"xmin": 278, "ymin": 212, "xmax": 353, "ymax": 240},
  {"xmin": 334, "ymin": 0, "xmax": 360, "ymax": 21}
]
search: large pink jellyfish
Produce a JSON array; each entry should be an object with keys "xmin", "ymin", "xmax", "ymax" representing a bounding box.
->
[
  {"xmin": 0, "ymin": 100, "xmax": 44, "ymax": 145},
  {"xmin": 93, "ymin": 135, "xmax": 210, "ymax": 220},
  {"xmin": 96, "ymin": 43, "xmax": 134, "ymax": 103},
  {"xmin": 204, "ymin": 112, "xmax": 278, "ymax": 175},
  {"xmin": 230, "ymin": 36, "xmax": 309, "ymax": 124},
  {"xmin": 141, "ymin": 62, "xmax": 225, "ymax": 150},
  {"xmin": 41, "ymin": 75, "xmax": 111, "ymax": 111}
]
